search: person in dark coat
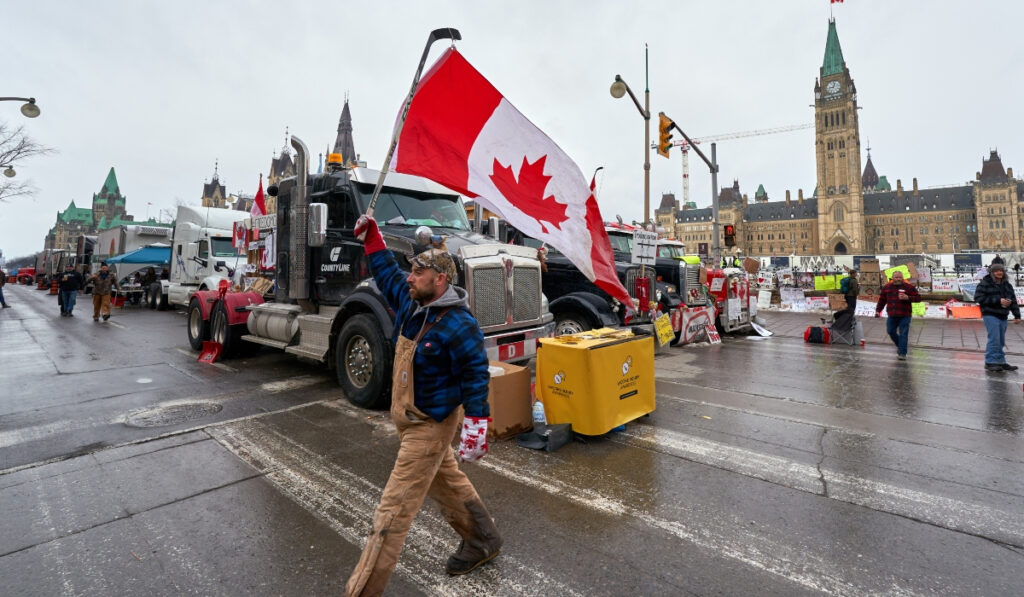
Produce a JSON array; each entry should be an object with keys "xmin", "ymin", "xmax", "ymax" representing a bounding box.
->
[
  {"xmin": 58, "ymin": 264, "xmax": 85, "ymax": 317},
  {"xmin": 974, "ymin": 262, "xmax": 1021, "ymax": 371}
]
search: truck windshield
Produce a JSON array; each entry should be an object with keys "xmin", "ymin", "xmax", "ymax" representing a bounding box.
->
[
  {"xmin": 606, "ymin": 232, "xmax": 633, "ymax": 254},
  {"xmin": 210, "ymin": 237, "xmax": 237, "ymax": 257},
  {"xmin": 363, "ymin": 186, "xmax": 471, "ymax": 231}
]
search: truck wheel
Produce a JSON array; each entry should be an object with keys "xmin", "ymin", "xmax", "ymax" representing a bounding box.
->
[
  {"xmin": 211, "ymin": 301, "xmax": 258, "ymax": 358},
  {"xmin": 187, "ymin": 298, "xmax": 209, "ymax": 351},
  {"xmin": 554, "ymin": 312, "xmax": 592, "ymax": 336},
  {"xmin": 335, "ymin": 314, "xmax": 391, "ymax": 409}
]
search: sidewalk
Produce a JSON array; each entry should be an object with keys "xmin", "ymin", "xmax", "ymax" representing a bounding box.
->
[{"xmin": 757, "ymin": 311, "xmax": 1024, "ymax": 355}]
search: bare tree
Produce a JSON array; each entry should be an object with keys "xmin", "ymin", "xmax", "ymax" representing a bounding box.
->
[
  {"xmin": 158, "ymin": 197, "xmax": 193, "ymax": 223},
  {"xmin": 0, "ymin": 121, "xmax": 54, "ymax": 203}
]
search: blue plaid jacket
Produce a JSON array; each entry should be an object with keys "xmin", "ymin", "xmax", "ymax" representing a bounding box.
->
[{"xmin": 369, "ymin": 249, "xmax": 490, "ymax": 421}]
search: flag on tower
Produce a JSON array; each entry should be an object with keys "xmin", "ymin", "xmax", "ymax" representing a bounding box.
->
[{"xmin": 390, "ymin": 48, "xmax": 633, "ymax": 310}]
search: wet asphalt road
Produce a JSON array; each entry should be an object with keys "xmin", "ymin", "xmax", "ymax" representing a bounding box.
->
[{"xmin": 2, "ymin": 283, "xmax": 1024, "ymax": 596}]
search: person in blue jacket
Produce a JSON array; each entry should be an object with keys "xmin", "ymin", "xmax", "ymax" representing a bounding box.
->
[{"xmin": 345, "ymin": 215, "xmax": 502, "ymax": 597}]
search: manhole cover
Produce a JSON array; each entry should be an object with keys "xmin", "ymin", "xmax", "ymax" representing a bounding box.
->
[{"xmin": 124, "ymin": 402, "xmax": 223, "ymax": 428}]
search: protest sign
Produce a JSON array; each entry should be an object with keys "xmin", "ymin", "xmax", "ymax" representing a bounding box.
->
[{"xmin": 757, "ymin": 290, "xmax": 772, "ymax": 310}]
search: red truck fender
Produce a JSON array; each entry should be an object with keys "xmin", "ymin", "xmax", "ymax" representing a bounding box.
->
[{"xmin": 192, "ymin": 289, "xmax": 263, "ymax": 325}]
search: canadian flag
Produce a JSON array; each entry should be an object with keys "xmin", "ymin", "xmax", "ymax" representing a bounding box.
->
[
  {"xmin": 251, "ymin": 175, "xmax": 267, "ymax": 218},
  {"xmin": 391, "ymin": 48, "xmax": 633, "ymax": 310}
]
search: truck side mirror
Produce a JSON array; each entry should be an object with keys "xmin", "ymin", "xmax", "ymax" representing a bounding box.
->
[
  {"xmin": 309, "ymin": 203, "xmax": 327, "ymax": 247},
  {"xmin": 215, "ymin": 260, "xmax": 227, "ymax": 272}
]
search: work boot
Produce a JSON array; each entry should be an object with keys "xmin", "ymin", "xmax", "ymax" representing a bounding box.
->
[
  {"xmin": 1001, "ymin": 363, "xmax": 1019, "ymax": 371},
  {"xmin": 445, "ymin": 501, "xmax": 503, "ymax": 575},
  {"xmin": 985, "ymin": 363, "xmax": 1005, "ymax": 372},
  {"xmin": 102, "ymin": 314, "xmax": 110, "ymax": 321}
]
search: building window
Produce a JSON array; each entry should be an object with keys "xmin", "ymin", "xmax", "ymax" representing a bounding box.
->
[{"xmin": 834, "ymin": 203, "xmax": 844, "ymax": 222}]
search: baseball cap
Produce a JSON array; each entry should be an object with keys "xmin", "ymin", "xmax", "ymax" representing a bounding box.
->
[{"xmin": 411, "ymin": 248, "xmax": 457, "ymax": 284}]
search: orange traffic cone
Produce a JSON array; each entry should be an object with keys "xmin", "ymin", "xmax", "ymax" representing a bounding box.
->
[{"xmin": 49, "ymin": 278, "xmax": 58, "ymax": 295}]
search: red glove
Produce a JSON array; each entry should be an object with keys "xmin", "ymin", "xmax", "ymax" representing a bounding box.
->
[
  {"xmin": 354, "ymin": 215, "xmax": 386, "ymax": 255},
  {"xmin": 458, "ymin": 416, "xmax": 490, "ymax": 463}
]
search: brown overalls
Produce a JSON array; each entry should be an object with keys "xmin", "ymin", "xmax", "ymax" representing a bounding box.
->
[{"xmin": 345, "ymin": 310, "xmax": 499, "ymax": 596}]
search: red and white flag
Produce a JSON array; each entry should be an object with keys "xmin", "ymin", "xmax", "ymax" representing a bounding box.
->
[
  {"xmin": 391, "ymin": 48, "xmax": 632, "ymax": 309},
  {"xmin": 251, "ymin": 175, "xmax": 267, "ymax": 218}
]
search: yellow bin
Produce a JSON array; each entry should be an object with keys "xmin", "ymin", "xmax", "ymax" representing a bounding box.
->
[{"xmin": 536, "ymin": 331, "xmax": 655, "ymax": 435}]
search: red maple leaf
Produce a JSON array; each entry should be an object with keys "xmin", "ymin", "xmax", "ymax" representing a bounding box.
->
[{"xmin": 489, "ymin": 156, "xmax": 569, "ymax": 233}]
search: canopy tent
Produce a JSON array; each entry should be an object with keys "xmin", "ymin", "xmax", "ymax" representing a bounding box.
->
[{"xmin": 105, "ymin": 245, "xmax": 171, "ymax": 265}]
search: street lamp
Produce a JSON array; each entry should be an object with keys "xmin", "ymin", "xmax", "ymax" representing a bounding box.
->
[
  {"xmin": 1, "ymin": 165, "xmax": 15, "ymax": 178},
  {"xmin": 609, "ymin": 54, "xmax": 651, "ymax": 226},
  {"xmin": 0, "ymin": 97, "xmax": 41, "ymax": 118}
]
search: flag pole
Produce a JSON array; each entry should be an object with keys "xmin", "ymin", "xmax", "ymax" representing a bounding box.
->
[{"xmin": 364, "ymin": 28, "xmax": 461, "ymax": 219}]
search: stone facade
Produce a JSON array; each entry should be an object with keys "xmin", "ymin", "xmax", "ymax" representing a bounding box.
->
[{"xmin": 661, "ymin": 19, "xmax": 1019, "ymax": 257}]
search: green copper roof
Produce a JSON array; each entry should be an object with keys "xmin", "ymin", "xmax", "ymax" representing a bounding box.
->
[
  {"xmin": 876, "ymin": 175, "xmax": 892, "ymax": 191},
  {"xmin": 822, "ymin": 20, "xmax": 845, "ymax": 77},
  {"xmin": 101, "ymin": 167, "xmax": 119, "ymax": 194},
  {"xmin": 755, "ymin": 183, "xmax": 766, "ymax": 197},
  {"xmin": 59, "ymin": 200, "xmax": 94, "ymax": 224}
]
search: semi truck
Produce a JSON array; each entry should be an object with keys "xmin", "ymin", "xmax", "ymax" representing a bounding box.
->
[
  {"xmin": 147, "ymin": 205, "xmax": 248, "ymax": 311},
  {"xmin": 187, "ymin": 138, "xmax": 554, "ymax": 409}
]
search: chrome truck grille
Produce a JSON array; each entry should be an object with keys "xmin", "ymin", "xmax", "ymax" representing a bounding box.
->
[
  {"xmin": 460, "ymin": 244, "xmax": 545, "ymax": 333},
  {"xmin": 624, "ymin": 266, "xmax": 656, "ymax": 299}
]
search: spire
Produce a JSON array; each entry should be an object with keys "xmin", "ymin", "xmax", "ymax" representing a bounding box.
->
[
  {"xmin": 212, "ymin": 158, "xmax": 220, "ymax": 181},
  {"xmin": 282, "ymin": 126, "xmax": 290, "ymax": 156},
  {"xmin": 334, "ymin": 97, "xmax": 357, "ymax": 166},
  {"xmin": 822, "ymin": 19, "xmax": 846, "ymax": 77},
  {"xmin": 862, "ymin": 143, "xmax": 879, "ymax": 191},
  {"xmin": 101, "ymin": 167, "xmax": 119, "ymax": 194}
]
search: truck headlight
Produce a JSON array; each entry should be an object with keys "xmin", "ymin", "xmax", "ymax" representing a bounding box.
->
[{"xmin": 541, "ymin": 292, "xmax": 550, "ymax": 314}]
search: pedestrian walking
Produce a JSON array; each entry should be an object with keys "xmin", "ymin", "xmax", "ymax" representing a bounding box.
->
[
  {"xmin": 0, "ymin": 269, "xmax": 9, "ymax": 308},
  {"xmin": 58, "ymin": 264, "xmax": 85, "ymax": 317},
  {"xmin": 345, "ymin": 216, "xmax": 500, "ymax": 596},
  {"xmin": 842, "ymin": 269, "xmax": 860, "ymax": 316},
  {"xmin": 875, "ymin": 271, "xmax": 921, "ymax": 360},
  {"xmin": 974, "ymin": 263, "xmax": 1021, "ymax": 371},
  {"xmin": 87, "ymin": 264, "xmax": 120, "ymax": 322}
]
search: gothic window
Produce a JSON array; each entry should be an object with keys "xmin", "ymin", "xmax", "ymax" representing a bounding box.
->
[
  {"xmin": 842, "ymin": 112, "xmax": 846, "ymax": 125},
  {"xmin": 893, "ymin": 240, "xmax": 899, "ymax": 251},
  {"xmin": 833, "ymin": 203, "xmax": 844, "ymax": 221},
  {"xmin": 839, "ymin": 140, "xmax": 845, "ymax": 149}
]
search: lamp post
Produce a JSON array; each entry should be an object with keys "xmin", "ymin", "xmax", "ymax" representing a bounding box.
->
[
  {"xmin": 1, "ymin": 164, "xmax": 15, "ymax": 178},
  {"xmin": 948, "ymin": 215, "xmax": 957, "ymax": 254},
  {"xmin": 0, "ymin": 97, "xmax": 40, "ymax": 118},
  {"xmin": 609, "ymin": 48, "xmax": 651, "ymax": 227}
]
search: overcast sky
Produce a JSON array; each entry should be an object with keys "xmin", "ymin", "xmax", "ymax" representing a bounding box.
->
[{"xmin": 3, "ymin": 0, "xmax": 1023, "ymax": 258}]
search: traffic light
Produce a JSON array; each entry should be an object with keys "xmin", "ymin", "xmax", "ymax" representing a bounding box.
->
[
  {"xmin": 657, "ymin": 112, "xmax": 673, "ymax": 158},
  {"xmin": 724, "ymin": 224, "xmax": 736, "ymax": 247}
]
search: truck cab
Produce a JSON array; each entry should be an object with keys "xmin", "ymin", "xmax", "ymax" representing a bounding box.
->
[{"xmin": 164, "ymin": 206, "xmax": 248, "ymax": 309}]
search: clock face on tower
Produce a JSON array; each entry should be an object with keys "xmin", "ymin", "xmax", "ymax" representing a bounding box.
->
[{"xmin": 825, "ymin": 80, "xmax": 841, "ymax": 95}]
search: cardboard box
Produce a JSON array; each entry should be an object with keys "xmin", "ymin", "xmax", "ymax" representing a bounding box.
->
[
  {"xmin": 485, "ymin": 361, "xmax": 533, "ymax": 440},
  {"xmin": 536, "ymin": 333, "xmax": 655, "ymax": 435},
  {"xmin": 859, "ymin": 259, "xmax": 881, "ymax": 273},
  {"xmin": 828, "ymin": 294, "xmax": 847, "ymax": 310}
]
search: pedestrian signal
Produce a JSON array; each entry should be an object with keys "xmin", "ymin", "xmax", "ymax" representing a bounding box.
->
[
  {"xmin": 724, "ymin": 224, "xmax": 736, "ymax": 247},
  {"xmin": 657, "ymin": 112, "xmax": 673, "ymax": 159}
]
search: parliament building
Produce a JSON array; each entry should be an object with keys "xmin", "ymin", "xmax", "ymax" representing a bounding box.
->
[{"xmin": 656, "ymin": 19, "xmax": 1021, "ymax": 256}]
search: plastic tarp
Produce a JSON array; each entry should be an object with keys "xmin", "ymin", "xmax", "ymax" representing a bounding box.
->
[{"xmin": 105, "ymin": 246, "xmax": 171, "ymax": 265}]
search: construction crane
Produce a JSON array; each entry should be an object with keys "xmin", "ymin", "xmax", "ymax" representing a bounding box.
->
[{"xmin": 672, "ymin": 123, "xmax": 814, "ymax": 206}]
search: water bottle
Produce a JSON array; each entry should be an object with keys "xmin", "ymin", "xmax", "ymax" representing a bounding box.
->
[{"xmin": 532, "ymin": 401, "xmax": 547, "ymax": 425}]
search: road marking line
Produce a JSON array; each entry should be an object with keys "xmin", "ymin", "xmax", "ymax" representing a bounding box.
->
[
  {"xmin": 318, "ymin": 401, "xmax": 894, "ymax": 595},
  {"xmin": 107, "ymin": 320, "xmax": 127, "ymax": 329},
  {"xmin": 613, "ymin": 425, "xmax": 1024, "ymax": 547},
  {"xmin": 210, "ymin": 419, "xmax": 584, "ymax": 597}
]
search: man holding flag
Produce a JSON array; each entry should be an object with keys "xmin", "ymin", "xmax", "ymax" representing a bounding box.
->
[{"xmin": 345, "ymin": 42, "xmax": 633, "ymax": 596}]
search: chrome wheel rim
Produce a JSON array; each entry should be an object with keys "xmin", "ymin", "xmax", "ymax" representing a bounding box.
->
[
  {"xmin": 555, "ymin": 319, "xmax": 586, "ymax": 336},
  {"xmin": 345, "ymin": 335, "xmax": 373, "ymax": 389}
]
